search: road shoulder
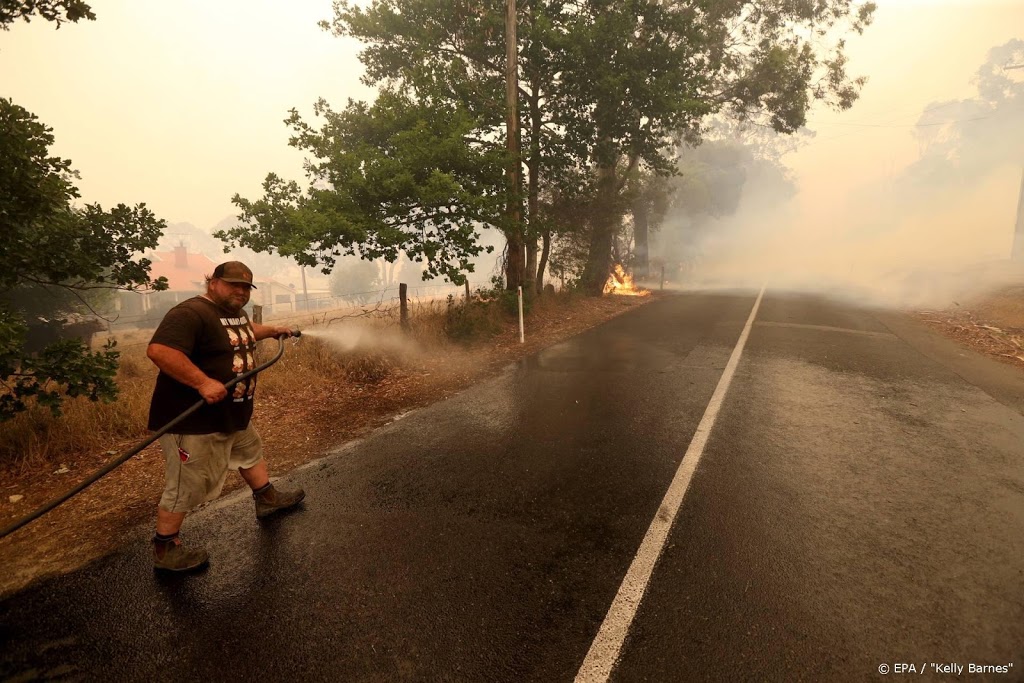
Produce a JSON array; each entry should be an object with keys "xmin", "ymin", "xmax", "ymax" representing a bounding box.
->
[{"xmin": 875, "ymin": 309, "xmax": 1024, "ymax": 416}]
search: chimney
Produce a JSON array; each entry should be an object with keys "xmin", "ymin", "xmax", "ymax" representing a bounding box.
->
[{"xmin": 174, "ymin": 243, "xmax": 188, "ymax": 269}]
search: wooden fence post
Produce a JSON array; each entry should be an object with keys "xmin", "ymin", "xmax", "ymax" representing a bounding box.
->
[
  {"xmin": 399, "ymin": 283, "xmax": 409, "ymax": 330},
  {"xmin": 464, "ymin": 280, "xmax": 470, "ymax": 302},
  {"xmin": 252, "ymin": 304, "xmax": 263, "ymax": 324}
]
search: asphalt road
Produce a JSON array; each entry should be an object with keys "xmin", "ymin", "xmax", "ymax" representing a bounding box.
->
[{"xmin": 2, "ymin": 290, "xmax": 1022, "ymax": 682}]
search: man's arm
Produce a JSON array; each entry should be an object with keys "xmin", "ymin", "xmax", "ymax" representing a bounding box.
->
[
  {"xmin": 251, "ymin": 323, "xmax": 295, "ymax": 341},
  {"xmin": 146, "ymin": 343, "xmax": 227, "ymax": 404}
]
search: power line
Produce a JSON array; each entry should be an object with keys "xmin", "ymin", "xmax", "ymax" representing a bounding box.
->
[
  {"xmin": 809, "ymin": 105, "xmax": 1023, "ymax": 144},
  {"xmin": 812, "ymin": 112, "xmax": 1008, "ymax": 130}
]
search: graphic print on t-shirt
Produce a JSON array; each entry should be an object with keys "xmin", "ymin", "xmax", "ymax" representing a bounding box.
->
[{"xmin": 220, "ymin": 315, "xmax": 256, "ymax": 403}]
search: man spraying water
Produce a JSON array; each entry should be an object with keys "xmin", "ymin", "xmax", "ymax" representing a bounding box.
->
[{"xmin": 146, "ymin": 261, "xmax": 305, "ymax": 572}]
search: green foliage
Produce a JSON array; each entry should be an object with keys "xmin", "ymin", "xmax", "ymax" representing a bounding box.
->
[
  {"xmin": 222, "ymin": 91, "xmax": 502, "ymax": 285},
  {"xmin": 0, "ymin": 306, "xmax": 118, "ymax": 415},
  {"xmin": 0, "ymin": 0, "xmax": 95, "ymax": 29},
  {"xmin": 444, "ymin": 297, "xmax": 500, "ymax": 342},
  {"xmin": 232, "ymin": 0, "xmax": 875, "ymax": 296},
  {"xmin": 0, "ymin": 99, "xmax": 166, "ymax": 293},
  {"xmin": 547, "ymin": 226, "xmax": 591, "ymax": 290},
  {"xmin": 443, "ymin": 274, "xmax": 541, "ymax": 341},
  {"xmin": 476, "ymin": 279, "xmax": 534, "ymax": 316},
  {"xmin": 443, "ymin": 290, "xmax": 512, "ymax": 341},
  {"xmin": 0, "ymin": 98, "xmax": 166, "ymax": 421}
]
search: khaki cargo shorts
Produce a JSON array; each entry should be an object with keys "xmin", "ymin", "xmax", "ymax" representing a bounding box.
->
[{"xmin": 158, "ymin": 424, "xmax": 264, "ymax": 513}]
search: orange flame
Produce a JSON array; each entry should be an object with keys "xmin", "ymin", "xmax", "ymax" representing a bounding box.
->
[{"xmin": 604, "ymin": 264, "xmax": 650, "ymax": 296}]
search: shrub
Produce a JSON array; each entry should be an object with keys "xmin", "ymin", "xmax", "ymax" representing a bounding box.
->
[{"xmin": 444, "ymin": 295, "xmax": 504, "ymax": 341}]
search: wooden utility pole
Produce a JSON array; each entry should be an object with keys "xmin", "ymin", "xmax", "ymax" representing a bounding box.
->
[
  {"xmin": 1007, "ymin": 64, "xmax": 1023, "ymax": 262},
  {"xmin": 1012, "ymin": 168, "xmax": 1024, "ymax": 261},
  {"xmin": 399, "ymin": 283, "xmax": 409, "ymax": 330},
  {"xmin": 505, "ymin": 0, "xmax": 523, "ymax": 290},
  {"xmin": 300, "ymin": 266, "xmax": 309, "ymax": 311}
]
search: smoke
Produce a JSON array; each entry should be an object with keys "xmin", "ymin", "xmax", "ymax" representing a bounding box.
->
[
  {"xmin": 664, "ymin": 168, "xmax": 1021, "ymax": 309},
  {"xmin": 653, "ymin": 39, "xmax": 1024, "ymax": 311}
]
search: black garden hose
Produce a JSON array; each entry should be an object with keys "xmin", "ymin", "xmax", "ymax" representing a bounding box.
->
[{"xmin": 0, "ymin": 333, "xmax": 296, "ymax": 540}]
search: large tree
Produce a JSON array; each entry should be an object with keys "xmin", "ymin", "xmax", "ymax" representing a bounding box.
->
[
  {"xmin": 228, "ymin": 0, "xmax": 874, "ymax": 295},
  {"xmin": 226, "ymin": 0, "xmax": 582, "ymax": 294},
  {"xmin": 221, "ymin": 92, "xmax": 506, "ymax": 285},
  {"xmin": 1, "ymin": 3, "xmax": 167, "ymax": 420}
]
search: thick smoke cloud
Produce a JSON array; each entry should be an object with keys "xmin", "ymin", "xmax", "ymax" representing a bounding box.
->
[{"xmin": 655, "ymin": 39, "xmax": 1024, "ymax": 310}]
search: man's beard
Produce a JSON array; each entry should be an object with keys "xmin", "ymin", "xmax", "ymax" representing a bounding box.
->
[{"xmin": 209, "ymin": 291, "xmax": 246, "ymax": 313}]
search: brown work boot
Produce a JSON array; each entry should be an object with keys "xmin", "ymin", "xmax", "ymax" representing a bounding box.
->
[
  {"xmin": 253, "ymin": 482, "xmax": 306, "ymax": 519},
  {"xmin": 153, "ymin": 535, "xmax": 209, "ymax": 572}
]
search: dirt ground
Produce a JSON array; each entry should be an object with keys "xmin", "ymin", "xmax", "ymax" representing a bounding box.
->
[
  {"xmin": 913, "ymin": 283, "xmax": 1024, "ymax": 372},
  {"xmin": 0, "ymin": 293, "xmax": 655, "ymax": 598}
]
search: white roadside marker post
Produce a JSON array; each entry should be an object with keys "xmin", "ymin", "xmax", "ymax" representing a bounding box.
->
[{"xmin": 518, "ymin": 285, "xmax": 524, "ymax": 343}]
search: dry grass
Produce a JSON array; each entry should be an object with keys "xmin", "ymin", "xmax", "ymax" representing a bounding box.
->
[
  {"xmin": 0, "ymin": 358, "xmax": 154, "ymax": 476},
  {"xmin": 0, "ymin": 299, "xmax": 440, "ymax": 475}
]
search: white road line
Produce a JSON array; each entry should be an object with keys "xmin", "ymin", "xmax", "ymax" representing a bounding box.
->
[{"xmin": 574, "ymin": 286, "xmax": 766, "ymax": 683}]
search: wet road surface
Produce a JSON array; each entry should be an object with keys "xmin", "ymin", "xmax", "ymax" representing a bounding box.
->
[{"xmin": 2, "ymin": 290, "xmax": 1022, "ymax": 681}]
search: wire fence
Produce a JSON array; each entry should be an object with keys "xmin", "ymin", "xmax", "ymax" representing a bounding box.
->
[{"xmin": 94, "ymin": 281, "xmax": 489, "ymax": 348}]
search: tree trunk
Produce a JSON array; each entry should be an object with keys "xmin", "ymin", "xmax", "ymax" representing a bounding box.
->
[
  {"xmin": 632, "ymin": 197, "xmax": 649, "ymax": 281},
  {"xmin": 399, "ymin": 283, "xmax": 409, "ymax": 330},
  {"xmin": 582, "ymin": 214, "xmax": 614, "ymax": 296},
  {"xmin": 523, "ymin": 71, "xmax": 543, "ymax": 297},
  {"xmin": 503, "ymin": 0, "xmax": 523, "ymax": 291},
  {"xmin": 505, "ymin": 232, "xmax": 526, "ymax": 290},
  {"xmin": 526, "ymin": 236, "xmax": 538, "ymax": 295},
  {"xmin": 536, "ymin": 226, "xmax": 550, "ymax": 294},
  {"xmin": 581, "ymin": 164, "xmax": 618, "ymax": 296}
]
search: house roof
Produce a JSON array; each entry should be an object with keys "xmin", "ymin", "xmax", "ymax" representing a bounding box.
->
[
  {"xmin": 254, "ymin": 277, "xmax": 292, "ymax": 290},
  {"xmin": 148, "ymin": 248, "xmax": 219, "ymax": 291}
]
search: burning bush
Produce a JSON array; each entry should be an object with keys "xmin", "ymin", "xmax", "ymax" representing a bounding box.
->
[{"xmin": 604, "ymin": 265, "xmax": 651, "ymax": 297}]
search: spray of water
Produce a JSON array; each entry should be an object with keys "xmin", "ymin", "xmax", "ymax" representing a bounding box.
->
[{"xmin": 298, "ymin": 323, "xmax": 423, "ymax": 358}]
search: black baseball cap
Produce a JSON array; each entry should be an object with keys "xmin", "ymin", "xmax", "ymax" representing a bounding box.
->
[{"xmin": 213, "ymin": 261, "xmax": 257, "ymax": 288}]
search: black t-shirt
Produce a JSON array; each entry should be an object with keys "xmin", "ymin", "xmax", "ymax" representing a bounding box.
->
[{"xmin": 147, "ymin": 297, "xmax": 259, "ymax": 434}]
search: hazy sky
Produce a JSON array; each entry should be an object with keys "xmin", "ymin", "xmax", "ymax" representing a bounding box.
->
[
  {"xmin": 2, "ymin": 0, "xmax": 1022, "ymax": 258},
  {"xmin": 791, "ymin": 0, "xmax": 1023, "ymax": 215},
  {"xmin": 2, "ymin": 0, "xmax": 372, "ymax": 229}
]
